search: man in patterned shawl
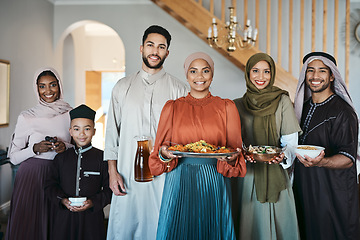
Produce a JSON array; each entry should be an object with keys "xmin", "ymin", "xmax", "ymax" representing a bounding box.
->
[{"xmin": 293, "ymin": 51, "xmax": 359, "ymax": 240}]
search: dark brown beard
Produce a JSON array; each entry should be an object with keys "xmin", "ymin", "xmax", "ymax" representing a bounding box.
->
[{"xmin": 142, "ymin": 54, "xmax": 166, "ymax": 69}]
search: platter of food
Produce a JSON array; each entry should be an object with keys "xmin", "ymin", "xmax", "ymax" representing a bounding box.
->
[
  {"xmin": 295, "ymin": 145, "xmax": 324, "ymax": 158},
  {"xmin": 168, "ymin": 140, "xmax": 236, "ymax": 158},
  {"xmin": 168, "ymin": 151, "xmax": 237, "ymax": 158},
  {"xmin": 244, "ymin": 145, "xmax": 284, "ymax": 162}
]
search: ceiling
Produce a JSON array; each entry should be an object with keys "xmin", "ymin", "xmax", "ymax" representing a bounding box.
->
[
  {"xmin": 48, "ymin": 0, "xmax": 360, "ymax": 4},
  {"xmin": 48, "ymin": 0, "xmax": 151, "ymax": 4}
]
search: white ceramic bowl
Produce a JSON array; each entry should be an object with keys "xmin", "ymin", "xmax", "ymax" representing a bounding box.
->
[
  {"xmin": 69, "ymin": 197, "xmax": 87, "ymax": 206},
  {"xmin": 295, "ymin": 145, "xmax": 325, "ymax": 158}
]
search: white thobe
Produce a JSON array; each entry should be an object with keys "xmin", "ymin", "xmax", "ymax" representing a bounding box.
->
[{"xmin": 104, "ymin": 68, "xmax": 188, "ymax": 240}]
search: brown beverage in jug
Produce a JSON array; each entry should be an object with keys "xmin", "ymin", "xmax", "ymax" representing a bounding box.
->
[{"xmin": 134, "ymin": 138, "xmax": 154, "ymax": 182}]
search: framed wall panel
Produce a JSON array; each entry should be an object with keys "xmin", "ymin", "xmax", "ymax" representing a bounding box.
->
[{"xmin": 0, "ymin": 60, "xmax": 10, "ymax": 127}]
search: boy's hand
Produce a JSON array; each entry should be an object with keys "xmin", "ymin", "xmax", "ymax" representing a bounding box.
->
[
  {"xmin": 70, "ymin": 199, "xmax": 93, "ymax": 212},
  {"xmin": 61, "ymin": 198, "xmax": 73, "ymax": 210},
  {"xmin": 62, "ymin": 198, "xmax": 93, "ymax": 212}
]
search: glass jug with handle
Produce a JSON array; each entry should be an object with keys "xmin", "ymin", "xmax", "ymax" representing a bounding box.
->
[{"xmin": 134, "ymin": 136, "xmax": 154, "ymax": 182}]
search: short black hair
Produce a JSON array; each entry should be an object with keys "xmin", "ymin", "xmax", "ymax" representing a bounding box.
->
[{"xmin": 142, "ymin": 25, "xmax": 172, "ymax": 49}]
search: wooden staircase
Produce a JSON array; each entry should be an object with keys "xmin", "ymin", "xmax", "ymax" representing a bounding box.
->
[{"xmin": 151, "ymin": 0, "xmax": 298, "ymax": 100}]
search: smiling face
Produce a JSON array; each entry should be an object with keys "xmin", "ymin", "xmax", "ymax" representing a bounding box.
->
[
  {"xmin": 69, "ymin": 118, "xmax": 96, "ymax": 148},
  {"xmin": 140, "ymin": 33, "xmax": 169, "ymax": 73},
  {"xmin": 249, "ymin": 60, "xmax": 271, "ymax": 90},
  {"xmin": 187, "ymin": 59, "xmax": 213, "ymax": 99},
  {"xmin": 37, "ymin": 75, "xmax": 60, "ymax": 103},
  {"xmin": 305, "ymin": 59, "xmax": 334, "ymax": 93}
]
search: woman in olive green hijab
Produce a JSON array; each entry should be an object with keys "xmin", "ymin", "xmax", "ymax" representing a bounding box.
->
[{"xmin": 233, "ymin": 53, "xmax": 301, "ymax": 240}]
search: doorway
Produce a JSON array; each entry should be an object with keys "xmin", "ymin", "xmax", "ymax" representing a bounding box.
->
[
  {"xmin": 85, "ymin": 71, "xmax": 125, "ymax": 149},
  {"xmin": 61, "ymin": 21, "xmax": 125, "ymax": 150}
]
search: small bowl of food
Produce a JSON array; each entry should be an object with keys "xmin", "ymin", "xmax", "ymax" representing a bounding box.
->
[
  {"xmin": 245, "ymin": 145, "xmax": 283, "ymax": 162},
  {"xmin": 68, "ymin": 197, "xmax": 87, "ymax": 207},
  {"xmin": 295, "ymin": 145, "xmax": 324, "ymax": 159}
]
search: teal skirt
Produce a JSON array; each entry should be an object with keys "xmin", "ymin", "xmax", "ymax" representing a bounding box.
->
[{"xmin": 156, "ymin": 157, "xmax": 236, "ymax": 240}]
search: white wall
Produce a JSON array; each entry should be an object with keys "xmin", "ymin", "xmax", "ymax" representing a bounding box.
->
[
  {"xmin": 0, "ymin": 0, "xmax": 57, "ymax": 203},
  {"xmin": 0, "ymin": 0, "xmax": 57, "ymax": 149}
]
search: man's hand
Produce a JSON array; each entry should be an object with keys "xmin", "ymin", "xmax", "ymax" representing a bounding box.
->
[
  {"xmin": 296, "ymin": 151, "xmax": 326, "ymax": 168},
  {"xmin": 295, "ymin": 151, "xmax": 353, "ymax": 169},
  {"xmin": 108, "ymin": 160, "xmax": 127, "ymax": 196}
]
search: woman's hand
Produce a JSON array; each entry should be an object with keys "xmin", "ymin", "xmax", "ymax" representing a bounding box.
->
[
  {"xmin": 244, "ymin": 152, "xmax": 285, "ymax": 164},
  {"xmin": 53, "ymin": 141, "xmax": 66, "ymax": 153},
  {"xmin": 218, "ymin": 148, "xmax": 241, "ymax": 165},
  {"xmin": 33, "ymin": 140, "xmax": 53, "ymax": 154},
  {"xmin": 268, "ymin": 152, "xmax": 284, "ymax": 164},
  {"xmin": 244, "ymin": 152, "xmax": 256, "ymax": 163},
  {"xmin": 160, "ymin": 146, "xmax": 178, "ymax": 160},
  {"xmin": 33, "ymin": 138, "xmax": 66, "ymax": 154}
]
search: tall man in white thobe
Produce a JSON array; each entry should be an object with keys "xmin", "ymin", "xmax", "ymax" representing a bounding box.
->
[{"xmin": 104, "ymin": 25, "xmax": 188, "ymax": 240}]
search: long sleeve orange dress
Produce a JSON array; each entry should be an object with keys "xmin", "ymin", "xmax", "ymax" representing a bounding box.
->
[{"xmin": 149, "ymin": 93, "xmax": 246, "ymax": 240}]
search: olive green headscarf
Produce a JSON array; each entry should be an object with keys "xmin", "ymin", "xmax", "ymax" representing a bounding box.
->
[{"xmin": 243, "ymin": 53, "xmax": 288, "ymax": 203}]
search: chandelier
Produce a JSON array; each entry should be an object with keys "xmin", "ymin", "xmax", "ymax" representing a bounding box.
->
[{"xmin": 207, "ymin": 7, "xmax": 258, "ymax": 52}]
